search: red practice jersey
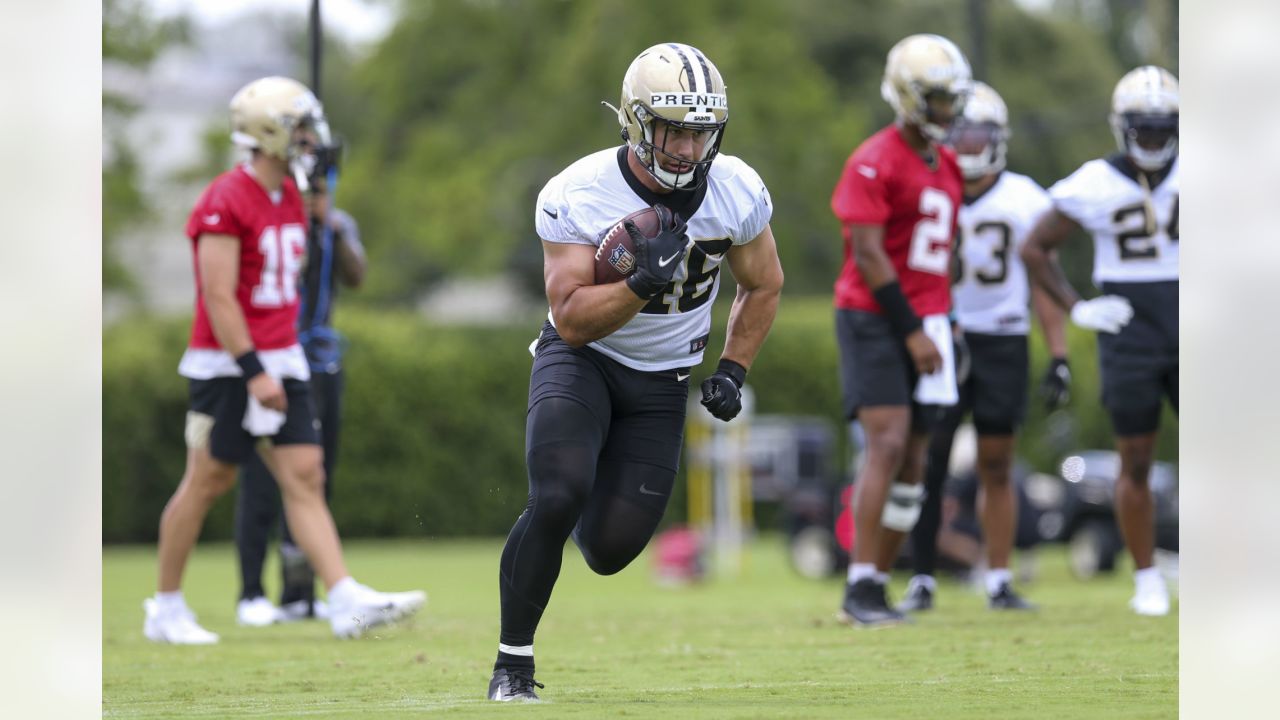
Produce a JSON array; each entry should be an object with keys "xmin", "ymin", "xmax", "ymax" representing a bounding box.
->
[
  {"xmin": 185, "ymin": 165, "xmax": 308, "ymax": 352},
  {"xmin": 831, "ymin": 124, "xmax": 963, "ymax": 317}
]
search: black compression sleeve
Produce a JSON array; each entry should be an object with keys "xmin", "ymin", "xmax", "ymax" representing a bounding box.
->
[{"xmin": 871, "ymin": 281, "xmax": 923, "ymax": 339}]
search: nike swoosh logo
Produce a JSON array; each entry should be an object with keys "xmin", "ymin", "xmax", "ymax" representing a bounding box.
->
[
  {"xmin": 542, "ymin": 206, "xmax": 558, "ymax": 219},
  {"xmin": 676, "ymin": 372, "xmax": 690, "ymax": 382},
  {"xmin": 638, "ymin": 484, "xmax": 664, "ymax": 497},
  {"xmin": 203, "ymin": 213, "xmax": 221, "ymax": 224},
  {"xmin": 657, "ymin": 251, "xmax": 681, "ymax": 267}
]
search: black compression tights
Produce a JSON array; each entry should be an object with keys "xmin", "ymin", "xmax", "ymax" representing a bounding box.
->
[{"xmin": 498, "ymin": 396, "xmax": 672, "ymax": 647}]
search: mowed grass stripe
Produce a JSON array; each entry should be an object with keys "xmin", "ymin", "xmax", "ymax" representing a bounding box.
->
[{"xmin": 104, "ymin": 538, "xmax": 1176, "ymax": 719}]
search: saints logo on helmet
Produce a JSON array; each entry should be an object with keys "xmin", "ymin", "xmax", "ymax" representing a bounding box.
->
[
  {"xmin": 229, "ymin": 76, "xmax": 332, "ymax": 191},
  {"xmin": 881, "ymin": 34, "xmax": 973, "ymax": 142},
  {"xmin": 946, "ymin": 81, "xmax": 1009, "ymax": 181},
  {"xmin": 1109, "ymin": 66, "xmax": 1178, "ymax": 172},
  {"xmin": 611, "ymin": 43, "xmax": 728, "ymax": 190}
]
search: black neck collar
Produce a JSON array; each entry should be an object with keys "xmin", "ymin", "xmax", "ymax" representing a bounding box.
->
[
  {"xmin": 615, "ymin": 146, "xmax": 708, "ymax": 220},
  {"xmin": 1105, "ymin": 152, "xmax": 1173, "ymax": 190},
  {"xmin": 963, "ymin": 171, "xmax": 1003, "ymax": 206}
]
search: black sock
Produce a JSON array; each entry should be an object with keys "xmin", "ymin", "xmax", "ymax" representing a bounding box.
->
[
  {"xmin": 495, "ymin": 651, "xmax": 535, "ymax": 672},
  {"xmin": 911, "ymin": 411, "xmax": 960, "ymax": 577},
  {"xmin": 235, "ymin": 456, "xmax": 280, "ymax": 601}
]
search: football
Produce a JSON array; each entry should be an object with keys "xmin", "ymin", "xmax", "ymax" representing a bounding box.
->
[{"xmin": 594, "ymin": 207, "xmax": 663, "ymax": 285}]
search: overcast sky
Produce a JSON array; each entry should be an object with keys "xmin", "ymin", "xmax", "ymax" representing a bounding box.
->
[{"xmin": 143, "ymin": 0, "xmax": 397, "ymax": 43}]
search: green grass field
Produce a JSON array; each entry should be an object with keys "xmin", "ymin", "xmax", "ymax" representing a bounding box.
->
[{"xmin": 103, "ymin": 538, "xmax": 1176, "ymax": 718}]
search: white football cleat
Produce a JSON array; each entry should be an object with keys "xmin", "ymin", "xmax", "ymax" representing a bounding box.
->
[
  {"xmin": 143, "ymin": 598, "xmax": 220, "ymax": 644},
  {"xmin": 1130, "ymin": 577, "xmax": 1171, "ymax": 616},
  {"xmin": 329, "ymin": 583, "xmax": 426, "ymax": 639},
  {"xmin": 236, "ymin": 596, "xmax": 281, "ymax": 627}
]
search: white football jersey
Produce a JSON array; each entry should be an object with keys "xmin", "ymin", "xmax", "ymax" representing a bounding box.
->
[
  {"xmin": 1049, "ymin": 156, "xmax": 1179, "ymax": 285},
  {"xmin": 535, "ymin": 146, "xmax": 772, "ymax": 371},
  {"xmin": 953, "ymin": 171, "xmax": 1052, "ymax": 335}
]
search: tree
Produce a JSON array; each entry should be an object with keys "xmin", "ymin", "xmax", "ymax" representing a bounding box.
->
[
  {"xmin": 102, "ymin": 0, "xmax": 188, "ymax": 292},
  {"xmin": 329, "ymin": 0, "xmax": 1140, "ymax": 301},
  {"xmin": 332, "ymin": 0, "xmax": 862, "ymax": 301}
]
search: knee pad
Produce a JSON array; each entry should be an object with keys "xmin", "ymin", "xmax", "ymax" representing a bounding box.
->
[
  {"xmin": 882, "ymin": 482, "xmax": 925, "ymax": 532},
  {"xmin": 184, "ymin": 411, "xmax": 214, "ymax": 450}
]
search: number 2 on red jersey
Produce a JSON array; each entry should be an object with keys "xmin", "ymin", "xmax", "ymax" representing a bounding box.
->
[
  {"xmin": 907, "ymin": 187, "xmax": 953, "ymax": 275},
  {"xmin": 251, "ymin": 224, "xmax": 306, "ymax": 307}
]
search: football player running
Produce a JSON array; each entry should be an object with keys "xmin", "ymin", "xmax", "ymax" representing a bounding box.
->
[
  {"xmin": 1022, "ymin": 66, "xmax": 1179, "ymax": 616},
  {"xmin": 898, "ymin": 82, "xmax": 1068, "ymax": 614},
  {"xmin": 830, "ymin": 34, "xmax": 969, "ymax": 627},
  {"xmin": 144, "ymin": 77, "xmax": 424, "ymax": 644},
  {"xmin": 489, "ymin": 43, "xmax": 783, "ymax": 701}
]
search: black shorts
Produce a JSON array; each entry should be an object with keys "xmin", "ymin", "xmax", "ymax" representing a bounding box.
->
[
  {"xmin": 529, "ymin": 322, "xmax": 689, "ymax": 494},
  {"xmin": 1097, "ymin": 280, "xmax": 1179, "ymax": 435},
  {"xmin": 959, "ymin": 332, "xmax": 1028, "ymax": 436},
  {"xmin": 188, "ymin": 377, "xmax": 320, "ymax": 464},
  {"xmin": 835, "ymin": 309, "xmax": 941, "ymax": 432}
]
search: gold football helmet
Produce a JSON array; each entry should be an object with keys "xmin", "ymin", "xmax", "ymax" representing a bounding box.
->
[
  {"xmin": 1109, "ymin": 66, "xmax": 1179, "ymax": 171},
  {"xmin": 946, "ymin": 81, "xmax": 1009, "ymax": 180},
  {"xmin": 229, "ymin": 76, "xmax": 332, "ymax": 191},
  {"xmin": 613, "ymin": 43, "xmax": 728, "ymax": 189},
  {"xmin": 881, "ymin": 34, "xmax": 973, "ymax": 142}
]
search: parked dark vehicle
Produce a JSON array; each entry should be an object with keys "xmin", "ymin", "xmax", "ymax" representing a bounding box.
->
[
  {"xmin": 779, "ymin": 442, "xmax": 1178, "ymax": 581},
  {"xmin": 1041, "ymin": 450, "xmax": 1179, "ymax": 579}
]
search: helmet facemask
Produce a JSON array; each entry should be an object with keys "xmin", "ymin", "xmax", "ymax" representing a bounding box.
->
[
  {"xmin": 947, "ymin": 120, "xmax": 1007, "ymax": 180},
  {"xmin": 631, "ymin": 105, "xmax": 725, "ymax": 190},
  {"xmin": 1111, "ymin": 112, "xmax": 1178, "ymax": 171},
  {"xmin": 286, "ymin": 114, "xmax": 335, "ymax": 194},
  {"xmin": 916, "ymin": 87, "xmax": 969, "ymax": 142}
]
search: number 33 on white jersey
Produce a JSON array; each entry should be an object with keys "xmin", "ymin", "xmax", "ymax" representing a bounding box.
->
[{"xmin": 952, "ymin": 171, "xmax": 1052, "ymax": 335}]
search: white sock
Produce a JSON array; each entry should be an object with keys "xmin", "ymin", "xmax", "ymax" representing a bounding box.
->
[
  {"xmin": 847, "ymin": 563, "xmax": 876, "ymax": 584},
  {"xmin": 986, "ymin": 568, "xmax": 1013, "ymax": 596},
  {"xmin": 909, "ymin": 574, "xmax": 936, "ymax": 591},
  {"xmin": 498, "ymin": 643, "xmax": 534, "ymax": 657},
  {"xmin": 1134, "ymin": 566, "xmax": 1163, "ymax": 589},
  {"xmin": 874, "ymin": 572, "xmax": 891, "ymax": 586},
  {"xmin": 328, "ymin": 576, "xmax": 360, "ymax": 605},
  {"xmin": 155, "ymin": 590, "xmax": 185, "ymax": 612}
]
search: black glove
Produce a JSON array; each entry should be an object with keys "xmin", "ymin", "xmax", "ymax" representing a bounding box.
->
[
  {"xmin": 624, "ymin": 205, "xmax": 689, "ymax": 300},
  {"xmin": 700, "ymin": 359, "xmax": 746, "ymax": 422},
  {"xmin": 1039, "ymin": 357, "xmax": 1071, "ymax": 411}
]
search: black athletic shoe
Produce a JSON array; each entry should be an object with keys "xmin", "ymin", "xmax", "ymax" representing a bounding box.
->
[
  {"xmin": 988, "ymin": 583, "xmax": 1037, "ymax": 611},
  {"xmin": 488, "ymin": 667, "xmax": 544, "ymax": 702},
  {"xmin": 840, "ymin": 579, "xmax": 907, "ymax": 626},
  {"xmin": 896, "ymin": 578, "xmax": 934, "ymax": 613}
]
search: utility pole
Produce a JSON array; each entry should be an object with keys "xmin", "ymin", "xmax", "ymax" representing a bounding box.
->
[
  {"xmin": 309, "ymin": 0, "xmax": 323, "ymax": 99},
  {"xmin": 967, "ymin": 0, "xmax": 988, "ymax": 80}
]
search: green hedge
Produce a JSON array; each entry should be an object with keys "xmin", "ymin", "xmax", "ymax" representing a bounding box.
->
[{"xmin": 103, "ymin": 298, "xmax": 1176, "ymax": 543}]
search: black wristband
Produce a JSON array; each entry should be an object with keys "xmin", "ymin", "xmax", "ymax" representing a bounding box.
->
[
  {"xmin": 716, "ymin": 358, "xmax": 747, "ymax": 388},
  {"xmin": 871, "ymin": 281, "xmax": 923, "ymax": 339},
  {"xmin": 235, "ymin": 351, "xmax": 266, "ymax": 380},
  {"xmin": 625, "ymin": 273, "xmax": 659, "ymax": 300}
]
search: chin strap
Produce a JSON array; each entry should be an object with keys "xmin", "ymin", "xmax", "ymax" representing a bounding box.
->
[{"xmin": 1136, "ymin": 171, "xmax": 1157, "ymax": 237}]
